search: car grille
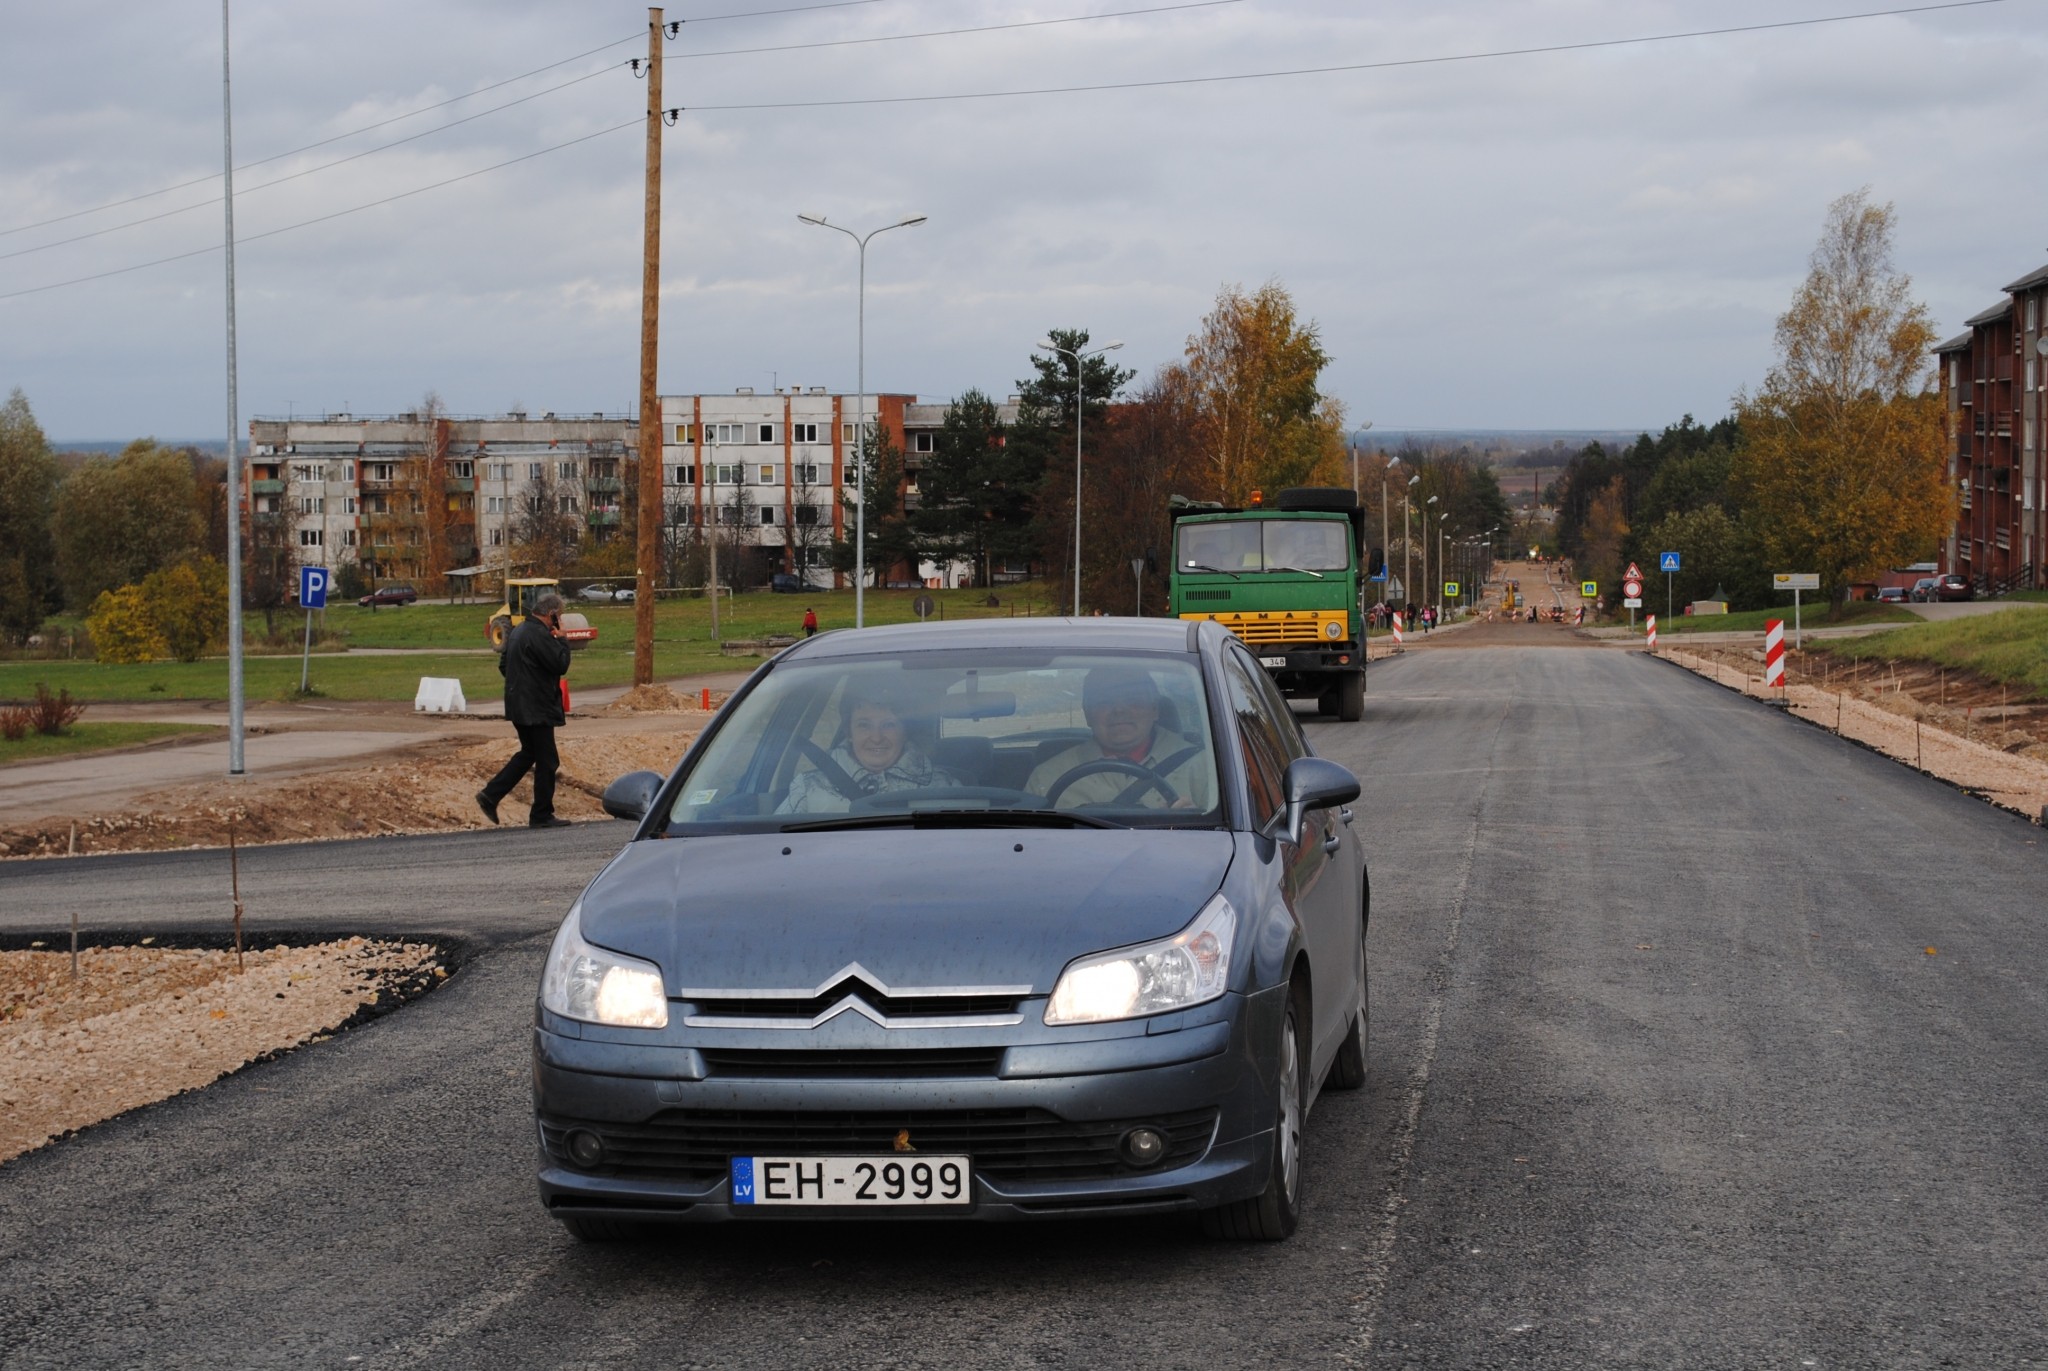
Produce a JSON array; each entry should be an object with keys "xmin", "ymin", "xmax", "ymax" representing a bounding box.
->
[
  {"xmin": 699, "ymin": 1048, "xmax": 1003, "ymax": 1079},
  {"xmin": 688, "ymin": 991, "xmax": 1024, "ymax": 1020},
  {"xmin": 539, "ymin": 1106, "xmax": 1219, "ymax": 1183}
]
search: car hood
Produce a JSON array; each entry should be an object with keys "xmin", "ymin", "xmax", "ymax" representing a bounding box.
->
[{"xmin": 576, "ymin": 829, "xmax": 1236, "ymax": 994}]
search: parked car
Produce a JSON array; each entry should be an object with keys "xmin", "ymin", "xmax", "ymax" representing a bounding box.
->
[
  {"xmin": 1909, "ymin": 577, "xmax": 1940, "ymax": 602},
  {"xmin": 1874, "ymin": 585, "xmax": 1908, "ymax": 604},
  {"xmin": 357, "ymin": 584, "xmax": 417, "ymax": 607},
  {"xmin": 770, "ymin": 572, "xmax": 825, "ymax": 594},
  {"xmin": 576, "ymin": 584, "xmax": 618, "ymax": 603},
  {"xmin": 1933, "ymin": 573, "xmax": 1974, "ymax": 602},
  {"xmin": 534, "ymin": 618, "xmax": 1369, "ymax": 1243}
]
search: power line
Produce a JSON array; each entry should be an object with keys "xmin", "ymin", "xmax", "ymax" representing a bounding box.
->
[
  {"xmin": 0, "ymin": 62, "xmax": 628, "ymax": 264},
  {"xmin": 0, "ymin": 119, "xmax": 641, "ymax": 302},
  {"xmin": 673, "ymin": 0, "xmax": 2012, "ymax": 111},
  {"xmin": 0, "ymin": 34, "xmax": 643, "ymax": 240},
  {"xmin": 675, "ymin": 0, "xmax": 1238, "ymax": 60}
]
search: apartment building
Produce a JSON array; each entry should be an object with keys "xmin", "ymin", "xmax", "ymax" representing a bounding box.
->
[
  {"xmin": 1934, "ymin": 263, "xmax": 2048, "ymax": 592},
  {"xmin": 248, "ymin": 388, "xmax": 1023, "ymax": 592}
]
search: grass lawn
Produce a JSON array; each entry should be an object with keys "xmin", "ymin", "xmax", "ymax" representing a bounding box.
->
[
  {"xmin": 1654, "ymin": 602, "xmax": 1919, "ymax": 635},
  {"xmin": 0, "ymin": 583, "xmax": 1069, "ymax": 705},
  {"xmin": 0, "ymin": 721, "xmax": 216, "ymax": 765},
  {"xmin": 1811, "ymin": 605, "xmax": 2048, "ymax": 698}
]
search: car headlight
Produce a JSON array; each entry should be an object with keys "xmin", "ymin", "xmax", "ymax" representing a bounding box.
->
[
  {"xmin": 1323, "ymin": 619, "xmax": 1343, "ymax": 640},
  {"xmin": 1045, "ymin": 894, "xmax": 1235, "ymax": 1025},
  {"xmin": 540, "ymin": 902, "xmax": 669, "ymax": 1028}
]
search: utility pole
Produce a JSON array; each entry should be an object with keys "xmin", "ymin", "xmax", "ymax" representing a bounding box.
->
[
  {"xmin": 221, "ymin": 0, "xmax": 245, "ymax": 776},
  {"xmin": 631, "ymin": 7, "xmax": 664, "ymax": 686}
]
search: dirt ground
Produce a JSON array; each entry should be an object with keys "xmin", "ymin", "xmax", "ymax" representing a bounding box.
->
[
  {"xmin": 1662, "ymin": 644, "xmax": 2048, "ymax": 822},
  {"xmin": 0, "ymin": 696, "xmax": 713, "ymax": 859},
  {"xmin": 0, "ymin": 938, "xmax": 443, "ymax": 1163}
]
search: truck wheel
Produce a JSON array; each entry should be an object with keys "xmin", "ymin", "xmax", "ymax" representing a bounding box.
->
[
  {"xmin": 1316, "ymin": 689, "xmax": 1338, "ymax": 717},
  {"xmin": 1338, "ymin": 672, "xmax": 1365, "ymax": 722}
]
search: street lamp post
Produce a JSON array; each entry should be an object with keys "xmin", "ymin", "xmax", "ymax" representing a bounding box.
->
[
  {"xmin": 1036, "ymin": 336, "xmax": 1124, "ymax": 616},
  {"xmin": 1380, "ymin": 456, "xmax": 1400, "ymax": 606},
  {"xmin": 1437, "ymin": 514, "xmax": 1448, "ymax": 623},
  {"xmin": 1422, "ymin": 495, "xmax": 1438, "ymax": 621},
  {"xmin": 1399, "ymin": 474, "xmax": 1420, "ymax": 607},
  {"xmin": 798, "ymin": 211, "xmax": 927, "ymax": 628}
]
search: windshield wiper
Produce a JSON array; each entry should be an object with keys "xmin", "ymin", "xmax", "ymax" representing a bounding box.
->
[
  {"xmin": 782, "ymin": 808, "xmax": 1126, "ymax": 833},
  {"xmin": 1180, "ymin": 562, "xmax": 1240, "ymax": 580},
  {"xmin": 1268, "ymin": 564, "xmax": 1326, "ymax": 579}
]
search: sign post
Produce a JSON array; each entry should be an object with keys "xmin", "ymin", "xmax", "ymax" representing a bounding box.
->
[
  {"xmin": 1772, "ymin": 573, "xmax": 1819, "ymax": 649},
  {"xmin": 297, "ymin": 566, "xmax": 329, "ymax": 694},
  {"xmin": 1130, "ymin": 557, "xmax": 1145, "ymax": 616},
  {"xmin": 1659, "ymin": 550, "xmax": 1680, "ymax": 621},
  {"xmin": 1623, "ymin": 562, "xmax": 1643, "ymax": 630}
]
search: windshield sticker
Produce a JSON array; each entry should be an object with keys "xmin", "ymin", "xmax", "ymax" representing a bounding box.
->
[{"xmin": 686, "ymin": 788, "xmax": 718, "ymax": 806}]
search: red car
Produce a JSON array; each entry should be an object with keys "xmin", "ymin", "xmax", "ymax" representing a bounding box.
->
[
  {"xmin": 1933, "ymin": 574, "xmax": 1974, "ymax": 602},
  {"xmin": 357, "ymin": 585, "xmax": 418, "ymax": 607}
]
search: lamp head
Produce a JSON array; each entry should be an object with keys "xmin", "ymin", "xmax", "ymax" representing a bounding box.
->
[
  {"xmin": 1426, "ymin": 494, "xmax": 1438, "ymax": 505},
  {"xmin": 1035, "ymin": 337, "xmax": 1059, "ymax": 352},
  {"xmin": 1097, "ymin": 340, "xmax": 1125, "ymax": 353},
  {"xmin": 798, "ymin": 212, "xmax": 827, "ymax": 226},
  {"xmin": 897, "ymin": 214, "xmax": 929, "ymax": 228}
]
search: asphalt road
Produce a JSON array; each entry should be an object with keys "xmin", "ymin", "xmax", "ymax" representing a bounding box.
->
[{"xmin": 4, "ymin": 642, "xmax": 2047, "ymax": 1368}]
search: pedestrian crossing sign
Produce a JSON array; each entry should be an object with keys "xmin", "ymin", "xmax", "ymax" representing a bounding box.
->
[{"xmin": 1581, "ymin": 581, "xmax": 1598, "ymax": 598}]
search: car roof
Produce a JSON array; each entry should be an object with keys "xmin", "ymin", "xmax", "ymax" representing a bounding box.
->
[{"xmin": 781, "ymin": 616, "xmax": 1208, "ymax": 661}]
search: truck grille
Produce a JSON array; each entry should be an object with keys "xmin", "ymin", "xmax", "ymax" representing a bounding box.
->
[{"xmin": 540, "ymin": 1107, "xmax": 1219, "ymax": 1183}]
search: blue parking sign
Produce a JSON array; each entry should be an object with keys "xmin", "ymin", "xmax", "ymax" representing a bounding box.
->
[
  {"xmin": 299, "ymin": 565, "xmax": 330, "ymax": 610},
  {"xmin": 1658, "ymin": 551, "xmax": 1680, "ymax": 573}
]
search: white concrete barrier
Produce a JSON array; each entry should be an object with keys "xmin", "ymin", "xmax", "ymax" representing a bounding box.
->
[{"xmin": 414, "ymin": 677, "xmax": 467, "ymax": 713}]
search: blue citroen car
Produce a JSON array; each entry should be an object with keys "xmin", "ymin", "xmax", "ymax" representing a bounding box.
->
[{"xmin": 534, "ymin": 618, "xmax": 1368, "ymax": 1241}]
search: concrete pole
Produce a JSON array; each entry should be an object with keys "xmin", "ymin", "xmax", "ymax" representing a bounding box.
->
[{"xmin": 221, "ymin": 0, "xmax": 245, "ymax": 775}]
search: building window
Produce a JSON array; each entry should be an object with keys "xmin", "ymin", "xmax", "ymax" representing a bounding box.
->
[
  {"xmin": 298, "ymin": 529, "xmax": 323, "ymax": 547},
  {"xmin": 299, "ymin": 497, "xmax": 324, "ymax": 515},
  {"xmin": 449, "ymin": 460, "xmax": 474, "ymax": 478},
  {"xmin": 792, "ymin": 422, "xmax": 820, "ymax": 443},
  {"xmin": 485, "ymin": 496, "xmax": 503, "ymax": 514},
  {"xmin": 760, "ymin": 508, "xmax": 777, "ymax": 526},
  {"xmin": 758, "ymin": 423, "xmax": 776, "ymax": 444},
  {"xmin": 527, "ymin": 463, "xmax": 544, "ymax": 481},
  {"xmin": 709, "ymin": 422, "xmax": 748, "ymax": 445},
  {"xmin": 342, "ymin": 461, "xmax": 356, "ymax": 481},
  {"xmin": 559, "ymin": 495, "xmax": 580, "ymax": 514},
  {"xmin": 913, "ymin": 433, "xmax": 934, "ymax": 453},
  {"xmin": 368, "ymin": 462, "xmax": 395, "ymax": 482},
  {"xmin": 795, "ymin": 504, "xmax": 820, "ymax": 525},
  {"xmin": 341, "ymin": 496, "xmax": 357, "ymax": 514},
  {"xmin": 841, "ymin": 422, "xmax": 858, "ymax": 443},
  {"xmin": 674, "ymin": 423, "xmax": 694, "ymax": 443},
  {"xmin": 2030, "ymin": 297, "xmax": 2039, "ymax": 333},
  {"xmin": 794, "ymin": 463, "xmax": 821, "ymax": 484},
  {"xmin": 716, "ymin": 505, "xmax": 741, "ymax": 526},
  {"xmin": 558, "ymin": 461, "xmax": 578, "ymax": 480},
  {"xmin": 672, "ymin": 464, "xmax": 695, "ymax": 484},
  {"xmin": 713, "ymin": 463, "xmax": 741, "ymax": 485},
  {"xmin": 343, "ymin": 529, "xmax": 357, "ymax": 547},
  {"xmin": 757, "ymin": 464, "xmax": 777, "ymax": 485},
  {"xmin": 488, "ymin": 527, "xmax": 503, "ymax": 546}
]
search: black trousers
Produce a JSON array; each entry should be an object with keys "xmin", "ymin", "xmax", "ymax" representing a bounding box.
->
[{"xmin": 483, "ymin": 722, "xmax": 559, "ymax": 822}]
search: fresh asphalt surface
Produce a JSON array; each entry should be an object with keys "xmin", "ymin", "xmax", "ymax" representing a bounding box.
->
[{"xmin": 4, "ymin": 640, "xmax": 2047, "ymax": 1368}]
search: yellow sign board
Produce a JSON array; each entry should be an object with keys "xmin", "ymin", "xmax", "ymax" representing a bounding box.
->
[
  {"xmin": 1581, "ymin": 581, "xmax": 1598, "ymax": 598},
  {"xmin": 1443, "ymin": 582, "xmax": 1460, "ymax": 598}
]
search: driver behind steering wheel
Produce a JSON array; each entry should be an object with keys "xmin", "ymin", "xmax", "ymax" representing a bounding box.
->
[
  {"xmin": 777, "ymin": 685, "xmax": 960, "ymax": 814},
  {"xmin": 1027, "ymin": 665, "xmax": 1214, "ymax": 810}
]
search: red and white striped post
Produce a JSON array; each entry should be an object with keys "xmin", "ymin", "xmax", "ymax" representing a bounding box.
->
[
  {"xmin": 1391, "ymin": 610, "xmax": 1404, "ymax": 650},
  {"xmin": 1645, "ymin": 614, "xmax": 1657, "ymax": 652},
  {"xmin": 1764, "ymin": 618, "xmax": 1786, "ymax": 689}
]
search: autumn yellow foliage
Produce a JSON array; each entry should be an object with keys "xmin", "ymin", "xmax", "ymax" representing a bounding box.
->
[
  {"xmin": 1732, "ymin": 191, "xmax": 1952, "ymax": 601},
  {"xmin": 1176, "ymin": 282, "xmax": 1347, "ymax": 504}
]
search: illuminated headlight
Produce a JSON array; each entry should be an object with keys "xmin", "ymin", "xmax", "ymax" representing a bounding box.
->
[
  {"xmin": 1323, "ymin": 619, "xmax": 1343, "ymax": 640},
  {"xmin": 1045, "ymin": 895, "xmax": 1235, "ymax": 1025},
  {"xmin": 540, "ymin": 902, "xmax": 669, "ymax": 1028}
]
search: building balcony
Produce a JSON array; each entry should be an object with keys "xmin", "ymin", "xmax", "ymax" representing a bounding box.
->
[
  {"xmin": 585, "ymin": 476, "xmax": 623, "ymax": 495},
  {"xmin": 250, "ymin": 479, "xmax": 284, "ymax": 495},
  {"xmin": 446, "ymin": 477, "xmax": 475, "ymax": 494},
  {"xmin": 587, "ymin": 509, "xmax": 620, "ymax": 526}
]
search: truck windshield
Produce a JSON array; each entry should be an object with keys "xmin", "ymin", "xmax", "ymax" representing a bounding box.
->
[{"xmin": 1177, "ymin": 519, "xmax": 1350, "ymax": 573}]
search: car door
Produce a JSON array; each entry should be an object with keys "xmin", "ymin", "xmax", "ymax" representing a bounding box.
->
[{"xmin": 1219, "ymin": 648, "xmax": 1358, "ymax": 1070}]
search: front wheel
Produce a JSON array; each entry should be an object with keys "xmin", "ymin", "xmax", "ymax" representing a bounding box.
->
[
  {"xmin": 1338, "ymin": 671, "xmax": 1365, "ymax": 722},
  {"xmin": 1201, "ymin": 997, "xmax": 1305, "ymax": 1241}
]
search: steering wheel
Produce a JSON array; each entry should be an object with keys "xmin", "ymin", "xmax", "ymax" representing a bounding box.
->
[
  {"xmin": 794, "ymin": 739, "xmax": 864, "ymax": 801},
  {"xmin": 1043, "ymin": 759, "xmax": 1180, "ymax": 808}
]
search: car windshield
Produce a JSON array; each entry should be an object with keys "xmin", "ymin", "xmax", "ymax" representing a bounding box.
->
[
  {"xmin": 1177, "ymin": 518, "xmax": 1351, "ymax": 573},
  {"xmin": 658, "ymin": 648, "xmax": 1223, "ymax": 834}
]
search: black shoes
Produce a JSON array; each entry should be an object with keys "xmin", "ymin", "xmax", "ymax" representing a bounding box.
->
[
  {"xmin": 529, "ymin": 816, "xmax": 572, "ymax": 829},
  {"xmin": 476, "ymin": 791, "xmax": 500, "ymax": 825}
]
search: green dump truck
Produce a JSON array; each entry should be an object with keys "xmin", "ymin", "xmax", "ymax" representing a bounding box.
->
[{"xmin": 1168, "ymin": 487, "xmax": 1380, "ymax": 722}]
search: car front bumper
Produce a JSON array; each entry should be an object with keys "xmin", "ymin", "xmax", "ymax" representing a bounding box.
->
[{"xmin": 532, "ymin": 986, "xmax": 1285, "ymax": 1224}]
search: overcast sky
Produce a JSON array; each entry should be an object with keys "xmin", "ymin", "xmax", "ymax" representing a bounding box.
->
[{"xmin": 3, "ymin": 0, "xmax": 2043, "ymax": 443}]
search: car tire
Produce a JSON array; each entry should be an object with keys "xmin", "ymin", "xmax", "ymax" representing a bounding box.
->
[
  {"xmin": 1201, "ymin": 994, "xmax": 1305, "ymax": 1242},
  {"xmin": 1338, "ymin": 672, "xmax": 1365, "ymax": 722},
  {"xmin": 558, "ymin": 1213, "xmax": 646, "ymax": 1243}
]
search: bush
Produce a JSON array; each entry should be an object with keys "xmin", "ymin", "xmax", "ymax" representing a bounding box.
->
[
  {"xmin": 0, "ymin": 706, "xmax": 26, "ymax": 742},
  {"xmin": 140, "ymin": 558, "xmax": 228, "ymax": 662},
  {"xmin": 28, "ymin": 683, "xmax": 84, "ymax": 735},
  {"xmin": 86, "ymin": 585, "xmax": 168, "ymax": 663}
]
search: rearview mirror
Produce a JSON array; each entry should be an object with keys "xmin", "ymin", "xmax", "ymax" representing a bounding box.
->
[
  {"xmin": 1272, "ymin": 756, "xmax": 1361, "ymax": 846},
  {"xmin": 602, "ymin": 770, "xmax": 664, "ymax": 822}
]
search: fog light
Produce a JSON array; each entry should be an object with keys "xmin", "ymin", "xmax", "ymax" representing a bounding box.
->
[
  {"xmin": 1120, "ymin": 1126, "xmax": 1167, "ymax": 1167},
  {"xmin": 565, "ymin": 1129, "xmax": 606, "ymax": 1168}
]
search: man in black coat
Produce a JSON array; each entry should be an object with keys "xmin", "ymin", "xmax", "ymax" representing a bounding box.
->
[{"xmin": 477, "ymin": 591, "xmax": 574, "ymax": 829}]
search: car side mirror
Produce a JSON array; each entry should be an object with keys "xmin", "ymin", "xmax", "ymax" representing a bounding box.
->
[
  {"xmin": 1272, "ymin": 756, "xmax": 1361, "ymax": 846},
  {"xmin": 602, "ymin": 770, "xmax": 664, "ymax": 822}
]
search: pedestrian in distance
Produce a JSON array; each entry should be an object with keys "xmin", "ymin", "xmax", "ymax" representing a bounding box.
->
[
  {"xmin": 477, "ymin": 590, "xmax": 574, "ymax": 829},
  {"xmin": 802, "ymin": 606, "xmax": 819, "ymax": 637}
]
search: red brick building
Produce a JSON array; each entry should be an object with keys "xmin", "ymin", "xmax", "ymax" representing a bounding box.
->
[{"xmin": 1935, "ymin": 264, "xmax": 2048, "ymax": 591}]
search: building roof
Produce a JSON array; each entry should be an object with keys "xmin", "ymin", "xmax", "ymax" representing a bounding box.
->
[
  {"xmin": 1933, "ymin": 331, "xmax": 1974, "ymax": 355},
  {"xmin": 2001, "ymin": 264, "xmax": 2048, "ymax": 293},
  {"xmin": 1966, "ymin": 299, "xmax": 2014, "ymax": 328}
]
